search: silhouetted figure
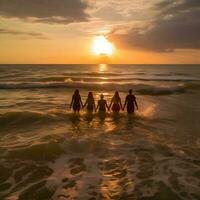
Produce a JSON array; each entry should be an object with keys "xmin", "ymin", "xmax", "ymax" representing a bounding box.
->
[
  {"xmin": 109, "ymin": 91, "xmax": 123, "ymax": 113},
  {"xmin": 96, "ymin": 94, "xmax": 109, "ymax": 113},
  {"xmin": 83, "ymin": 92, "xmax": 95, "ymax": 112},
  {"xmin": 123, "ymin": 89, "xmax": 138, "ymax": 114},
  {"xmin": 70, "ymin": 89, "xmax": 83, "ymax": 112}
]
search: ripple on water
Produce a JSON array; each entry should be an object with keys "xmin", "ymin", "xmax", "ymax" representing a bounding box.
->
[{"xmin": 0, "ymin": 115, "xmax": 200, "ymax": 199}]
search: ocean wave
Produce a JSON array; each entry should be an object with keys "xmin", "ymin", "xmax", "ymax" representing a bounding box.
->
[
  {"xmin": 0, "ymin": 81, "xmax": 190, "ymax": 95},
  {"xmin": 1, "ymin": 75, "xmax": 200, "ymax": 84},
  {"xmin": 62, "ymin": 72, "xmax": 129, "ymax": 77},
  {"xmin": 0, "ymin": 111, "xmax": 57, "ymax": 128},
  {"xmin": 0, "ymin": 111, "xmax": 121, "ymax": 130},
  {"xmin": 153, "ymin": 72, "xmax": 188, "ymax": 77},
  {"xmin": 29, "ymin": 76, "xmax": 200, "ymax": 83},
  {"xmin": 184, "ymin": 82, "xmax": 200, "ymax": 90}
]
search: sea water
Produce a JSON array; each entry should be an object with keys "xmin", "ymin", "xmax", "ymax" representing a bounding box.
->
[{"xmin": 0, "ymin": 64, "xmax": 200, "ymax": 199}]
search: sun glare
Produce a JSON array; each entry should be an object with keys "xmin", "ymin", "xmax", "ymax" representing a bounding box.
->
[{"xmin": 92, "ymin": 36, "xmax": 114, "ymax": 56}]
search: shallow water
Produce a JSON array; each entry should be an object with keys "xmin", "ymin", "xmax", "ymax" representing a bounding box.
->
[{"xmin": 0, "ymin": 64, "xmax": 200, "ymax": 200}]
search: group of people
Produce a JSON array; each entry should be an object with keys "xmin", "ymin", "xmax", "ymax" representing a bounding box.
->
[{"xmin": 70, "ymin": 89, "xmax": 138, "ymax": 114}]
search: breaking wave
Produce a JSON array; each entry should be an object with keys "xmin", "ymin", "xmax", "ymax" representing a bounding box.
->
[
  {"xmin": 0, "ymin": 80, "xmax": 194, "ymax": 96},
  {"xmin": 0, "ymin": 111, "xmax": 58, "ymax": 128}
]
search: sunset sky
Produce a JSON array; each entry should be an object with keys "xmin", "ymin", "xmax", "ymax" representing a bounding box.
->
[{"xmin": 0, "ymin": 0, "xmax": 199, "ymax": 64}]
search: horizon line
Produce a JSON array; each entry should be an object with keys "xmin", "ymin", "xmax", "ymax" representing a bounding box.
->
[{"xmin": 0, "ymin": 63, "xmax": 200, "ymax": 65}]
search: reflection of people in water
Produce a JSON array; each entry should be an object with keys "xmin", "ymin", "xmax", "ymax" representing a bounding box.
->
[
  {"xmin": 109, "ymin": 91, "xmax": 123, "ymax": 113},
  {"xmin": 96, "ymin": 94, "xmax": 109, "ymax": 112},
  {"xmin": 123, "ymin": 89, "xmax": 138, "ymax": 114},
  {"xmin": 70, "ymin": 89, "xmax": 83, "ymax": 112},
  {"xmin": 83, "ymin": 92, "xmax": 95, "ymax": 112}
]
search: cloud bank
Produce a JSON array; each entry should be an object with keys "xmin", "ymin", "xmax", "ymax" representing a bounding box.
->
[
  {"xmin": 0, "ymin": 0, "xmax": 89, "ymax": 24},
  {"xmin": 109, "ymin": 0, "xmax": 200, "ymax": 52},
  {"xmin": 0, "ymin": 28, "xmax": 47, "ymax": 39}
]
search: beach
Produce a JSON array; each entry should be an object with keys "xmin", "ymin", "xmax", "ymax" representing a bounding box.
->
[{"xmin": 0, "ymin": 64, "xmax": 200, "ymax": 199}]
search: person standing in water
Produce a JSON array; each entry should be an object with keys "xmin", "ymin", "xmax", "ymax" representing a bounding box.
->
[
  {"xmin": 109, "ymin": 91, "xmax": 123, "ymax": 113},
  {"xmin": 96, "ymin": 94, "xmax": 109, "ymax": 113},
  {"xmin": 123, "ymin": 89, "xmax": 138, "ymax": 114},
  {"xmin": 83, "ymin": 92, "xmax": 95, "ymax": 113},
  {"xmin": 70, "ymin": 89, "xmax": 83, "ymax": 113}
]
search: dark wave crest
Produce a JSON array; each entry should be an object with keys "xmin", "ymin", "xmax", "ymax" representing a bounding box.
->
[
  {"xmin": 0, "ymin": 81, "xmax": 190, "ymax": 95},
  {"xmin": 0, "ymin": 111, "xmax": 56, "ymax": 129}
]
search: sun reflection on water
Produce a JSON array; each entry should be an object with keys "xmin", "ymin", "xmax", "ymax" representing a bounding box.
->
[
  {"xmin": 99, "ymin": 64, "xmax": 107, "ymax": 72},
  {"xmin": 138, "ymin": 103, "xmax": 157, "ymax": 118}
]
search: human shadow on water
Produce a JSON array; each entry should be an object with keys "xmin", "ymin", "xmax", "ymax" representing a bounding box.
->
[
  {"xmin": 69, "ymin": 113, "xmax": 81, "ymax": 122},
  {"xmin": 110, "ymin": 113, "xmax": 136, "ymax": 133},
  {"xmin": 68, "ymin": 112, "xmax": 137, "ymax": 136},
  {"xmin": 92, "ymin": 112, "xmax": 137, "ymax": 129},
  {"xmin": 68, "ymin": 113, "xmax": 82, "ymax": 135},
  {"xmin": 126, "ymin": 114, "xmax": 136, "ymax": 130},
  {"xmin": 97, "ymin": 112, "xmax": 107, "ymax": 123},
  {"xmin": 83, "ymin": 112, "xmax": 94, "ymax": 123},
  {"xmin": 111, "ymin": 113, "xmax": 121, "ymax": 123}
]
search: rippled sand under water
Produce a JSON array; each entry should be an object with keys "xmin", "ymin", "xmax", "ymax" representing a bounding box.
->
[{"xmin": 0, "ymin": 110, "xmax": 200, "ymax": 200}]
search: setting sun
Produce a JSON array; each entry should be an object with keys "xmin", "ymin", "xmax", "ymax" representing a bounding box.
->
[{"xmin": 92, "ymin": 36, "xmax": 114, "ymax": 56}]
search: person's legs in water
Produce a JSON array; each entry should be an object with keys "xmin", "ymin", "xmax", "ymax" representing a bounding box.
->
[
  {"xmin": 73, "ymin": 104, "xmax": 81, "ymax": 112},
  {"xmin": 98, "ymin": 94, "xmax": 106, "ymax": 113},
  {"xmin": 112, "ymin": 103, "xmax": 120, "ymax": 113},
  {"xmin": 127, "ymin": 103, "xmax": 134, "ymax": 114}
]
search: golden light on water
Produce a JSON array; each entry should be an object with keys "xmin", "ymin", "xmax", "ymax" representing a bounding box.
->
[
  {"xmin": 99, "ymin": 64, "xmax": 107, "ymax": 72},
  {"xmin": 92, "ymin": 36, "xmax": 114, "ymax": 56},
  {"xmin": 139, "ymin": 104, "xmax": 157, "ymax": 118}
]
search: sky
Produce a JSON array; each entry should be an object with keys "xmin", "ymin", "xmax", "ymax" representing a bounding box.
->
[{"xmin": 0, "ymin": 0, "xmax": 200, "ymax": 64}]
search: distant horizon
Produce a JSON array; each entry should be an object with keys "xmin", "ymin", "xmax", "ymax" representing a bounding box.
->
[{"xmin": 0, "ymin": 63, "xmax": 200, "ymax": 65}]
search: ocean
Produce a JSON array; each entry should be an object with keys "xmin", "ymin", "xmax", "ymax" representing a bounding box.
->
[{"xmin": 0, "ymin": 64, "xmax": 200, "ymax": 200}]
